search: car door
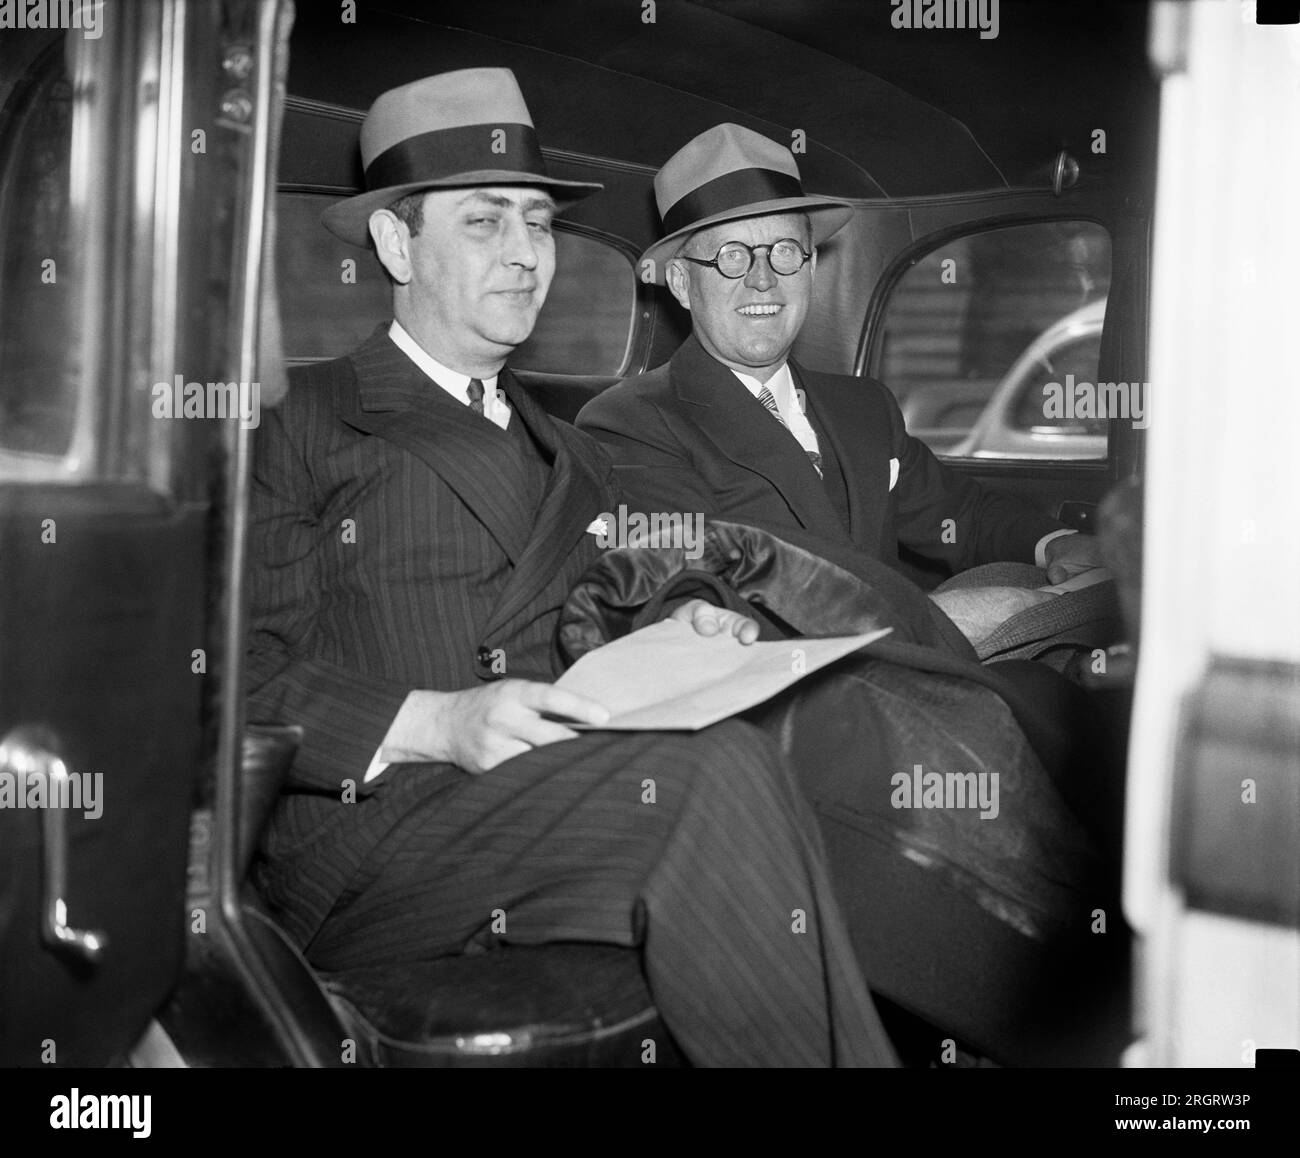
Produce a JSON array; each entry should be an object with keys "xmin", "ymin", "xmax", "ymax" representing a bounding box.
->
[
  {"xmin": 858, "ymin": 188, "xmax": 1150, "ymax": 584},
  {"xmin": 0, "ymin": 0, "xmax": 285, "ymax": 1066}
]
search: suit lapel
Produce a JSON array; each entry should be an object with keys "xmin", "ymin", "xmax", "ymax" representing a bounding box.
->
[
  {"xmin": 670, "ymin": 337, "xmax": 846, "ymax": 539},
  {"xmin": 790, "ymin": 361, "xmax": 883, "ymax": 547},
  {"xmin": 479, "ymin": 373, "xmax": 610, "ymax": 639},
  {"xmin": 337, "ymin": 327, "xmax": 534, "ymax": 563}
]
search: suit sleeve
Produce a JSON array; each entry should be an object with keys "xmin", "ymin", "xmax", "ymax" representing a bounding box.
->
[
  {"xmin": 245, "ymin": 400, "xmax": 411, "ymax": 795},
  {"xmin": 879, "ymin": 385, "xmax": 1066, "ymax": 570},
  {"xmin": 577, "ymin": 390, "xmax": 716, "ymax": 519}
]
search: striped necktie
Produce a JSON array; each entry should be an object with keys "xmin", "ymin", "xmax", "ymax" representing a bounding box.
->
[
  {"xmin": 466, "ymin": 378, "xmax": 485, "ymax": 415},
  {"xmin": 757, "ymin": 385, "xmax": 823, "ymax": 478}
]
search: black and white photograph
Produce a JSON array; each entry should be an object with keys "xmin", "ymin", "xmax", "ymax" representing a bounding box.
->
[{"xmin": 1, "ymin": 0, "xmax": 1297, "ymax": 1138}]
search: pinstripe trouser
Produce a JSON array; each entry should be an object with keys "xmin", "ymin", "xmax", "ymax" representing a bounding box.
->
[{"xmin": 277, "ymin": 720, "xmax": 897, "ymax": 1068}]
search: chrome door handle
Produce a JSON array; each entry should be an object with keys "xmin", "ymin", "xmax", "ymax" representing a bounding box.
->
[{"xmin": 0, "ymin": 726, "xmax": 107, "ymax": 963}]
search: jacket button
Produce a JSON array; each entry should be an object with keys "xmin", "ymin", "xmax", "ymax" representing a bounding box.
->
[{"xmin": 475, "ymin": 645, "xmax": 502, "ymax": 679}]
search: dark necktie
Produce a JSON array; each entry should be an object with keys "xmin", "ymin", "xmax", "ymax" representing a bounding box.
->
[
  {"xmin": 467, "ymin": 378, "xmax": 485, "ymax": 416},
  {"xmin": 757, "ymin": 385, "xmax": 823, "ymax": 478}
]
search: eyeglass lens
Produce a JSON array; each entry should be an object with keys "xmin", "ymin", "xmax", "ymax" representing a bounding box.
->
[{"xmin": 715, "ymin": 239, "xmax": 806, "ymax": 277}]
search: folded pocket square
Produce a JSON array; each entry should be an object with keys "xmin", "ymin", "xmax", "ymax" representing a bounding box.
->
[
  {"xmin": 889, "ymin": 457, "xmax": 900, "ymax": 492},
  {"xmin": 586, "ymin": 517, "xmax": 609, "ymax": 536}
]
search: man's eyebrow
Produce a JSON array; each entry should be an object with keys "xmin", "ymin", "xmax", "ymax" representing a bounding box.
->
[
  {"xmin": 522, "ymin": 194, "xmax": 557, "ymax": 215},
  {"xmin": 455, "ymin": 190, "xmax": 513, "ymax": 210},
  {"xmin": 453, "ymin": 190, "xmax": 556, "ymax": 214}
]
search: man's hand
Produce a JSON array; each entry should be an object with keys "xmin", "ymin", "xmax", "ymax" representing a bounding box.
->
[
  {"xmin": 1044, "ymin": 532, "xmax": 1104, "ymax": 585},
  {"xmin": 384, "ymin": 681, "xmax": 610, "ymax": 775},
  {"xmin": 668, "ymin": 597, "xmax": 761, "ymax": 644}
]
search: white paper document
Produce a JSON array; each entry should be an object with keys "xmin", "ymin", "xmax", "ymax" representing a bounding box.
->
[{"xmin": 555, "ymin": 619, "xmax": 892, "ymax": 731}]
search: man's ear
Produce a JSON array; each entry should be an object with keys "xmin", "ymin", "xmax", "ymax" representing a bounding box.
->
[
  {"xmin": 809, "ymin": 247, "xmax": 817, "ymax": 281},
  {"xmin": 665, "ymin": 258, "xmax": 692, "ymax": 311},
  {"xmin": 369, "ymin": 209, "xmax": 412, "ymax": 285}
]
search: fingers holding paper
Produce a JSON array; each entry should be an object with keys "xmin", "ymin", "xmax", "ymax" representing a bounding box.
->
[
  {"xmin": 383, "ymin": 681, "xmax": 611, "ymax": 775},
  {"xmin": 668, "ymin": 597, "xmax": 761, "ymax": 645}
]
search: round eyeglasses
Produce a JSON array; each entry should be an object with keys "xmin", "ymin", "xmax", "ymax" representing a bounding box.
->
[{"xmin": 679, "ymin": 238, "xmax": 812, "ymax": 279}]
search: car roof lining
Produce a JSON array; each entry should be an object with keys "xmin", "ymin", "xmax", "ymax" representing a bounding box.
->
[{"xmin": 288, "ymin": 1, "xmax": 1019, "ymax": 197}]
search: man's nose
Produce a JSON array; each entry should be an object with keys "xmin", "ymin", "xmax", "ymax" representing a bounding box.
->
[
  {"xmin": 744, "ymin": 250, "xmax": 776, "ymax": 291},
  {"xmin": 501, "ymin": 216, "xmax": 540, "ymax": 269}
]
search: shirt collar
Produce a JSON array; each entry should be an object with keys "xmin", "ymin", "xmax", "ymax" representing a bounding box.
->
[
  {"xmin": 388, "ymin": 319, "xmax": 500, "ymax": 405},
  {"xmin": 731, "ymin": 362, "xmax": 795, "ymax": 409}
]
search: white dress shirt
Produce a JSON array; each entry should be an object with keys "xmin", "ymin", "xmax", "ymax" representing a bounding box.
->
[
  {"xmin": 388, "ymin": 319, "xmax": 512, "ymax": 430},
  {"xmin": 730, "ymin": 364, "xmax": 820, "ymax": 455}
]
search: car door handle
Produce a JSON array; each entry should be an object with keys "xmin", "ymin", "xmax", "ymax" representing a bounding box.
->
[
  {"xmin": 0, "ymin": 725, "xmax": 108, "ymax": 963},
  {"xmin": 1056, "ymin": 500, "xmax": 1099, "ymax": 533}
]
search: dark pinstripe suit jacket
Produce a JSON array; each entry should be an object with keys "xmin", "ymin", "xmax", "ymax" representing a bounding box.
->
[
  {"xmin": 577, "ymin": 335, "xmax": 1064, "ymax": 572},
  {"xmin": 246, "ymin": 325, "xmax": 619, "ymax": 796}
]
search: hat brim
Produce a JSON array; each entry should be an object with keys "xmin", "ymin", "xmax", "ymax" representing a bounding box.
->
[
  {"xmin": 640, "ymin": 196, "xmax": 855, "ymax": 284},
  {"xmin": 321, "ymin": 171, "xmax": 604, "ymax": 247}
]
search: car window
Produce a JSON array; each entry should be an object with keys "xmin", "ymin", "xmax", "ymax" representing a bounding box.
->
[
  {"xmin": 276, "ymin": 191, "xmax": 636, "ymax": 375},
  {"xmin": 276, "ymin": 191, "xmax": 392, "ymax": 361},
  {"xmin": 873, "ymin": 221, "xmax": 1111, "ymax": 460},
  {"xmin": 511, "ymin": 231, "xmax": 636, "ymax": 376},
  {"xmin": 0, "ymin": 51, "xmax": 80, "ymax": 472}
]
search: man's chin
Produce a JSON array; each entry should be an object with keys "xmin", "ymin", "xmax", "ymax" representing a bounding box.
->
[
  {"xmin": 732, "ymin": 338, "xmax": 796, "ymax": 369},
  {"xmin": 481, "ymin": 317, "xmax": 541, "ymax": 351}
]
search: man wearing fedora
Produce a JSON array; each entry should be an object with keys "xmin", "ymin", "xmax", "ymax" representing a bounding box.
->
[
  {"xmin": 245, "ymin": 70, "xmax": 899, "ymax": 1067},
  {"xmin": 576, "ymin": 123, "xmax": 1103, "ymax": 586},
  {"xmin": 576, "ymin": 126, "xmax": 1127, "ymax": 1063}
]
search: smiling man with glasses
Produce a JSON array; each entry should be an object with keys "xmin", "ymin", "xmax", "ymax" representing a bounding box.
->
[
  {"xmin": 578, "ymin": 122, "xmax": 1100, "ymax": 583},
  {"xmin": 576, "ymin": 125, "xmax": 1121, "ymax": 1064}
]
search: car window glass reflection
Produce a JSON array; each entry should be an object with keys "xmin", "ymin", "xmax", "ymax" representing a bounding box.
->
[{"xmin": 877, "ymin": 221, "xmax": 1110, "ymax": 460}]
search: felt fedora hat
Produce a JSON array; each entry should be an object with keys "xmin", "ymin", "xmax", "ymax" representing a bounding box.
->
[
  {"xmin": 641, "ymin": 123, "xmax": 854, "ymax": 283},
  {"xmin": 321, "ymin": 68, "xmax": 603, "ymax": 247}
]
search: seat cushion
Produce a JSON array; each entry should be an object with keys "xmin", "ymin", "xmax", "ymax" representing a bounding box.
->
[{"xmin": 321, "ymin": 944, "xmax": 685, "ymax": 1067}]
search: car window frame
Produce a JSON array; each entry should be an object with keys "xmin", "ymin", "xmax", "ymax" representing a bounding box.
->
[
  {"xmin": 856, "ymin": 211, "xmax": 1117, "ymax": 468},
  {"xmin": 512, "ymin": 218, "xmax": 647, "ymax": 379}
]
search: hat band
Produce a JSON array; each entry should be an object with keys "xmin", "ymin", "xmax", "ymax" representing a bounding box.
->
[
  {"xmin": 660, "ymin": 167, "xmax": 805, "ymax": 237},
  {"xmin": 364, "ymin": 122, "xmax": 547, "ymax": 193}
]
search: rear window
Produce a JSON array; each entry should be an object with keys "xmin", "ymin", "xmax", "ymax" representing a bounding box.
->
[
  {"xmin": 275, "ymin": 191, "xmax": 636, "ymax": 375},
  {"xmin": 873, "ymin": 221, "xmax": 1111, "ymax": 461}
]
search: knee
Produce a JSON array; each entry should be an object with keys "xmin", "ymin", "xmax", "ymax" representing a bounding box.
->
[
  {"xmin": 684, "ymin": 719, "xmax": 798, "ymax": 800},
  {"xmin": 699, "ymin": 717, "xmax": 778, "ymax": 760}
]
